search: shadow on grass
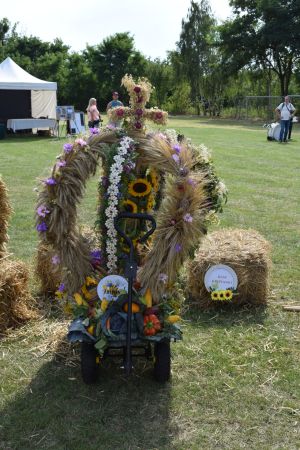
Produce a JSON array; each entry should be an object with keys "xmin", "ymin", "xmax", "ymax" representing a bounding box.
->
[
  {"xmin": 185, "ymin": 304, "xmax": 268, "ymax": 330},
  {"xmin": 0, "ymin": 338, "xmax": 177, "ymax": 450}
]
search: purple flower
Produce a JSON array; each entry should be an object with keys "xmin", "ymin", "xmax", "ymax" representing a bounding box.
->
[
  {"xmin": 51, "ymin": 255, "xmax": 60, "ymax": 265},
  {"xmin": 155, "ymin": 111, "xmax": 163, "ymax": 120},
  {"xmin": 158, "ymin": 273, "xmax": 168, "ymax": 283},
  {"xmin": 58, "ymin": 283, "xmax": 65, "ymax": 292},
  {"xmin": 75, "ymin": 138, "xmax": 87, "ymax": 147},
  {"xmin": 56, "ymin": 160, "xmax": 66, "ymax": 168},
  {"xmin": 89, "ymin": 127, "xmax": 100, "ymax": 134},
  {"xmin": 101, "ymin": 176, "xmax": 109, "ymax": 188},
  {"xmin": 123, "ymin": 161, "xmax": 136, "ymax": 174},
  {"xmin": 37, "ymin": 205, "xmax": 50, "ymax": 217},
  {"xmin": 183, "ymin": 213, "xmax": 193, "ymax": 223},
  {"xmin": 135, "ymin": 122, "xmax": 142, "ymax": 129},
  {"xmin": 44, "ymin": 177, "xmax": 57, "ymax": 186},
  {"xmin": 116, "ymin": 108, "xmax": 124, "ymax": 117},
  {"xmin": 90, "ymin": 249, "xmax": 103, "ymax": 266},
  {"xmin": 63, "ymin": 143, "xmax": 73, "ymax": 153},
  {"xmin": 174, "ymin": 243, "xmax": 182, "ymax": 253},
  {"xmin": 135, "ymin": 108, "xmax": 143, "ymax": 116},
  {"xmin": 187, "ymin": 178, "xmax": 197, "ymax": 187},
  {"xmin": 172, "ymin": 154, "xmax": 180, "ymax": 164},
  {"xmin": 36, "ymin": 222, "xmax": 48, "ymax": 232},
  {"xmin": 134, "ymin": 86, "xmax": 141, "ymax": 93},
  {"xmin": 173, "ymin": 144, "xmax": 181, "ymax": 154}
]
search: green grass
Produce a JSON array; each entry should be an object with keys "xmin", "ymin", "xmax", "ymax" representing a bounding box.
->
[{"xmin": 0, "ymin": 118, "xmax": 299, "ymax": 450}]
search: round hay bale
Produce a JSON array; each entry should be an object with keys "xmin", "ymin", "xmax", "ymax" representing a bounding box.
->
[
  {"xmin": 0, "ymin": 177, "xmax": 12, "ymax": 257},
  {"xmin": 35, "ymin": 227, "xmax": 98, "ymax": 295},
  {"xmin": 0, "ymin": 259, "xmax": 36, "ymax": 334},
  {"xmin": 35, "ymin": 243, "xmax": 62, "ymax": 295},
  {"xmin": 187, "ymin": 228, "xmax": 272, "ymax": 309}
]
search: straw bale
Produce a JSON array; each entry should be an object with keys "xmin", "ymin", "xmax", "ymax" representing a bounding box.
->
[
  {"xmin": 35, "ymin": 243, "xmax": 62, "ymax": 295},
  {"xmin": 0, "ymin": 259, "xmax": 36, "ymax": 333},
  {"xmin": 187, "ymin": 228, "xmax": 272, "ymax": 308}
]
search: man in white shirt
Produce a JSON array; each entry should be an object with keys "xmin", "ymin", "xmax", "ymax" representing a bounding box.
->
[{"xmin": 275, "ymin": 96, "xmax": 296, "ymax": 143}]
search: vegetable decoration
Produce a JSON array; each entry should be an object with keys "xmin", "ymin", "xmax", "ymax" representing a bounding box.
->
[{"xmin": 144, "ymin": 314, "xmax": 161, "ymax": 336}]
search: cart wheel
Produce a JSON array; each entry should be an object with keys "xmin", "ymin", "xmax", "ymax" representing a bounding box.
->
[
  {"xmin": 81, "ymin": 342, "xmax": 99, "ymax": 384},
  {"xmin": 153, "ymin": 341, "xmax": 171, "ymax": 382}
]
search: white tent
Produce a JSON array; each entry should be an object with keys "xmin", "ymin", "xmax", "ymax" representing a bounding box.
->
[{"xmin": 0, "ymin": 57, "xmax": 57, "ymax": 120}]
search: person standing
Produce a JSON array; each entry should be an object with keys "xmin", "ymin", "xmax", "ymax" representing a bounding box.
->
[
  {"xmin": 86, "ymin": 98, "xmax": 101, "ymax": 128},
  {"xmin": 106, "ymin": 92, "xmax": 124, "ymax": 127},
  {"xmin": 275, "ymin": 96, "xmax": 296, "ymax": 143}
]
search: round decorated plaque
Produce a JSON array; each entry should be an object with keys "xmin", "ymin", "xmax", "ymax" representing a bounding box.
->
[
  {"xmin": 204, "ymin": 264, "xmax": 238, "ymax": 292},
  {"xmin": 97, "ymin": 275, "xmax": 128, "ymax": 302}
]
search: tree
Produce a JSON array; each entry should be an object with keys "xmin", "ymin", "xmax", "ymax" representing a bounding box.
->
[
  {"xmin": 219, "ymin": 0, "xmax": 300, "ymax": 96},
  {"xmin": 177, "ymin": 0, "xmax": 216, "ymax": 115},
  {"xmin": 146, "ymin": 58, "xmax": 173, "ymax": 107},
  {"xmin": 84, "ymin": 33, "xmax": 147, "ymax": 108}
]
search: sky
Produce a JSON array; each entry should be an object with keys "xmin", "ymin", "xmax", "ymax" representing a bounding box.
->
[{"xmin": 1, "ymin": 0, "xmax": 232, "ymax": 60}]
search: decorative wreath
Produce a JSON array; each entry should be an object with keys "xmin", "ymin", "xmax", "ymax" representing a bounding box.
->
[{"xmin": 35, "ymin": 75, "xmax": 227, "ymax": 317}]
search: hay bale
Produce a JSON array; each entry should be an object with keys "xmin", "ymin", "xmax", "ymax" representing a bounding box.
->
[
  {"xmin": 0, "ymin": 259, "xmax": 36, "ymax": 334},
  {"xmin": 188, "ymin": 228, "xmax": 272, "ymax": 308},
  {"xmin": 0, "ymin": 177, "xmax": 12, "ymax": 257},
  {"xmin": 35, "ymin": 243, "xmax": 62, "ymax": 295},
  {"xmin": 35, "ymin": 227, "xmax": 98, "ymax": 295}
]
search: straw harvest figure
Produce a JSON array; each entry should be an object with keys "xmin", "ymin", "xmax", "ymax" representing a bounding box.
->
[{"xmin": 35, "ymin": 74, "xmax": 227, "ymax": 319}]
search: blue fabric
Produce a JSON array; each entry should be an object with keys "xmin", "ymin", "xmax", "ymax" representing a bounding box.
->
[
  {"xmin": 279, "ymin": 119, "xmax": 290, "ymax": 142},
  {"xmin": 110, "ymin": 100, "xmax": 122, "ymax": 108}
]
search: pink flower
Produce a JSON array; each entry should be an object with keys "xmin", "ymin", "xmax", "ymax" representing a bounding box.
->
[
  {"xmin": 37, "ymin": 205, "xmax": 50, "ymax": 217},
  {"xmin": 155, "ymin": 111, "xmax": 163, "ymax": 120},
  {"xmin": 134, "ymin": 86, "xmax": 141, "ymax": 93},
  {"xmin": 75, "ymin": 138, "xmax": 87, "ymax": 147},
  {"xmin": 116, "ymin": 108, "xmax": 124, "ymax": 117},
  {"xmin": 135, "ymin": 122, "xmax": 142, "ymax": 129},
  {"xmin": 184, "ymin": 213, "xmax": 193, "ymax": 223}
]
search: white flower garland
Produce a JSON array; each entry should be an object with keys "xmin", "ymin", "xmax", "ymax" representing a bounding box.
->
[{"xmin": 105, "ymin": 136, "xmax": 134, "ymax": 272}]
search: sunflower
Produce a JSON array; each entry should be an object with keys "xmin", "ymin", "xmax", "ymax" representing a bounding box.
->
[
  {"xmin": 211, "ymin": 291, "xmax": 219, "ymax": 301},
  {"xmin": 122, "ymin": 199, "xmax": 138, "ymax": 213},
  {"xmin": 224, "ymin": 289, "xmax": 233, "ymax": 301},
  {"xmin": 147, "ymin": 194, "xmax": 155, "ymax": 211},
  {"xmin": 128, "ymin": 178, "xmax": 152, "ymax": 197},
  {"xmin": 149, "ymin": 169, "xmax": 160, "ymax": 192},
  {"xmin": 218, "ymin": 290, "xmax": 225, "ymax": 301}
]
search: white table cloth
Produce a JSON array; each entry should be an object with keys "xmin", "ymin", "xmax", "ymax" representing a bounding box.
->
[{"xmin": 7, "ymin": 118, "xmax": 56, "ymax": 132}]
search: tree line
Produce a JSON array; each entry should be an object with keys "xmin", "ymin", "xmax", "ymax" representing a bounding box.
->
[{"xmin": 1, "ymin": 0, "xmax": 300, "ymax": 117}]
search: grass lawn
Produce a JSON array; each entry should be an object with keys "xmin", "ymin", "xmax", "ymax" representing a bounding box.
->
[{"xmin": 0, "ymin": 117, "xmax": 299, "ymax": 450}]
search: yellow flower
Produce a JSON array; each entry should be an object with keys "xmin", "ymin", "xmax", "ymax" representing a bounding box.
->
[
  {"xmin": 128, "ymin": 178, "xmax": 152, "ymax": 197},
  {"xmin": 224, "ymin": 289, "xmax": 233, "ymax": 301},
  {"xmin": 101, "ymin": 299, "xmax": 109, "ymax": 311},
  {"xmin": 147, "ymin": 194, "xmax": 155, "ymax": 211},
  {"xmin": 81, "ymin": 285, "xmax": 93, "ymax": 300},
  {"xmin": 166, "ymin": 315, "xmax": 181, "ymax": 324},
  {"xmin": 64, "ymin": 302, "xmax": 73, "ymax": 315},
  {"xmin": 218, "ymin": 290, "xmax": 225, "ymax": 301},
  {"xmin": 149, "ymin": 169, "xmax": 159, "ymax": 192},
  {"xmin": 123, "ymin": 199, "xmax": 138, "ymax": 213},
  {"xmin": 85, "ymin": 276, "xmax": 97, "ymax": 286},
  {"xmin": 87, "ymin": 325, "xmax": 95, "ymax": 335},
  {"xmin": 211, "ymin": 291, "xmax": 219, "ymax": 301},
  {"xmin": 74, "ymin": 292, "xmax": 87, "ymax": 306}
]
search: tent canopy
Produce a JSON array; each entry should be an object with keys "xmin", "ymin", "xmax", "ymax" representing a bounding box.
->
[
  {"xmin": 0, "ymin": 57, "xmax": 57, "ymax": 121},
  {"xmin": 0, "ymin": 57, "xmax": 57, "ymax": 90}
]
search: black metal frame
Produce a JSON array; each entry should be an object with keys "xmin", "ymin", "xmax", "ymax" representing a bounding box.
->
[{"xmin": 114, "ymin": 212, "xmax": 156, "ymax": 376}]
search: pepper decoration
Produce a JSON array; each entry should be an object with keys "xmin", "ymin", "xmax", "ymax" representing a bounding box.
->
[{"xmin": 143, "ymin": 314, "xmax": 161, "ymax": 336}]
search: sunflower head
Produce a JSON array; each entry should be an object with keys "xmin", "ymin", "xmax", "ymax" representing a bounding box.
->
[
  {"xmin": 122, "ymin": 199, "xmax": 138, "ymax": 213},
  {"xmin": 211, "ymin": 291, "xmax": 219, "ymax": 301},
  {"xmin": 128, "ymin": 178, "xmax": 152, "ymax": 197}
]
